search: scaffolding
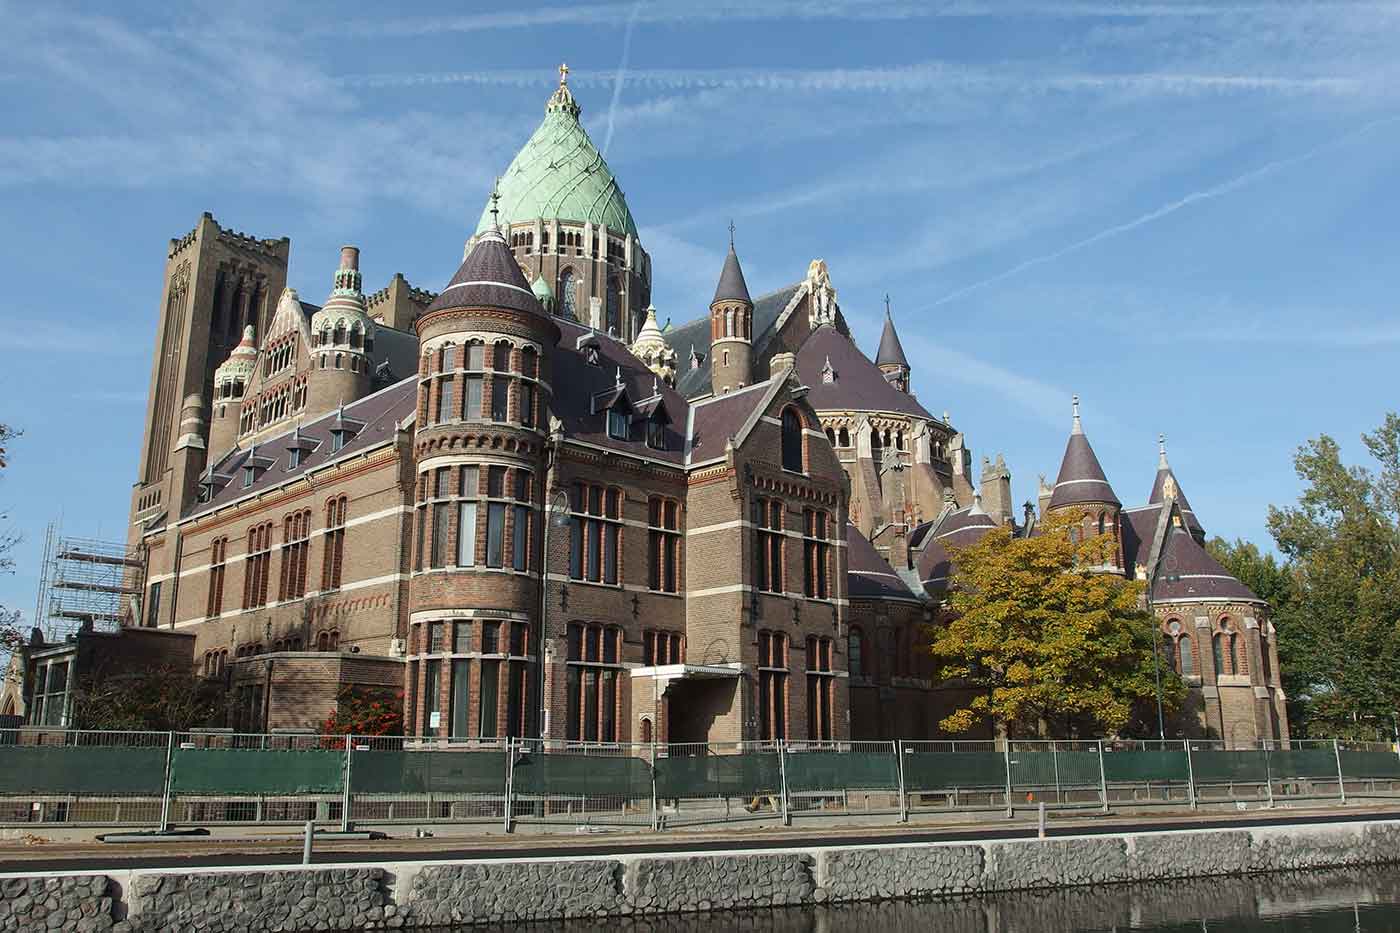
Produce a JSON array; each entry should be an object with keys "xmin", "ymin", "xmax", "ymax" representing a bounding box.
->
[{"xmin": 33, "ymin": 523, "xmax": 146, "ymax": 641}]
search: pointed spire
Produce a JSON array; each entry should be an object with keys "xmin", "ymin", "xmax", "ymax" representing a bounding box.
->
[
  {"xmin": 1048, "ymin": 395, "xmax": 1120, "ymax": 510},
  {"xmin": 1158, "ymin": 432, "xmax": 1169, "ymax": 469},
  {"xmin": 489, "ymin": 179, "xmax": 502, "ymax": 231},
  {"xmin": 875, "ymin": 302, "xmax": 910, "ymax": 370},
  {"xmin": 615, "ymin": 365, "xmax": 623, "ymax": 388},
  {"xmin": 1149, "ymin": 433, "xmax": 1203, "ymax": 539},
  {"xmin": 712, "ymin": 229, "xmax": 752, "ymax": 306}
]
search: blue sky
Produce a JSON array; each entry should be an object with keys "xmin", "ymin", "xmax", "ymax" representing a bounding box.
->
[{"xmin": 1, "ymin": 1, "xmax": 1398, "ymax": 623}]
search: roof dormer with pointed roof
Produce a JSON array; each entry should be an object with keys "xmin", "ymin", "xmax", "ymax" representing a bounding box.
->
[
  {"xmin": 1148, "ymin": 433, "xmax": 1205, "ymax": 541},
  {"xmin": 875, "ymin": 297, "xmax": 910, "ymax": 392},
  {"xmin": 1048, "ymin": 395, "xmax": 1121, "ymax": 511}
]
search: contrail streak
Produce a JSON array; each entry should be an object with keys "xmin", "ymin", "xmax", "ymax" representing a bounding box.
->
[
  {"xmin": 926, "ymin": 114, "xmax": 1400, "ymax": 309},
  {"xmin": 604, "ymin": 0, "xmax": 644, "ymax": 157}
]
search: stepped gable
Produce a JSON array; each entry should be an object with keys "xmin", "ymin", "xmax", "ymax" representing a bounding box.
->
[
  {"xmin": 795, "ymin": 325, "xmax": 933, "ymax": 419},
  {"xmin": 550, "ymin": 320, "xmax": 688, "ymax": 465},
  {"xmin": 847, "ymin": 523, "xmax": 920, "ymax": 600},
  {"xmin": 1048, "ymin": 396, "xmax": 1120, "ymax": 510},
  {"xmin": 422, "ymin": 229, "xmax": 544, "ymax": 318},
  {"xmin": 664, "ymin": 283, "xmax": 803, "ymax": 399}
]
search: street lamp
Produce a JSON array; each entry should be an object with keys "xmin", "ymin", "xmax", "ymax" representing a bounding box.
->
[
  {"xmin": 536, "ymin": 487, "xmax": 572, "ymax": 742},
  {"xmin": 1144, "ymin": 571, "xmax": 1179, "ymax": 742}
]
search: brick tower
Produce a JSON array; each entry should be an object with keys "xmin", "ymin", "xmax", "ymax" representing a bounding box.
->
[
  {"xmin": 708, "ymin": 232, "xmax": 753, "ymax": 395},
  {"xmin": 1046, "ymin": 395, "xmax": 1123, "ymax": 571}
]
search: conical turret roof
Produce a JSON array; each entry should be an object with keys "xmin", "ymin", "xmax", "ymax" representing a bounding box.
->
[
  {"xmin": 424, "ymin": 228, "xmax": 546, "ymax": 317},
  {"xmin": 1148, "ymin": 434, "xmax": 1203, "ymax": 538},
  {"xmin": 1048, "ymin": 396, "xmax": 1120, "ymax": 510},
  {"xmin": 215, "ymin": 325, "xmax": 259, "ymax": 387},
  {"xmin": 475, "ymin": 66, "xmax": 637, "ymax": 237},
  {"xmin": 712, "ymin": 245, "xmax": 752, "ymax": 305},
  {"xmin": 875, "ymin": 310, "xmax": 909, "ymax": 369}
]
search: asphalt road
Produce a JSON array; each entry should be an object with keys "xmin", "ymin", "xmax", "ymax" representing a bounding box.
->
[{"xmin": 4, "ymin": 804, "xmax": 1398, "ymax": 874}]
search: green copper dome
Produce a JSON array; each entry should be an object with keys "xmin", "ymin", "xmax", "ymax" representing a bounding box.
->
[{"xmin": 475, "ymin": 72, "xmax": 639, "ymax": 238}]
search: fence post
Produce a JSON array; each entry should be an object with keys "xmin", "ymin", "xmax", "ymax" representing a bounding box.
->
[
  {"xmin": 158, "ymin": 731, "xmax": 175, "ymax": 832},
  {"xmin": 1003, "ymin": 739, "xmax": 1013, "ymax": 819},
  {"xmin": 895, "ymin": 740, "xmax": 908, "ymax": 824},
  {"xmin": 1263, "ymin": 741, "xmax": 1274, "ymax": 808},
  {"xmin": 340, "ymin": 734, "xmax": 354, "ymax": 832},
  {"xmin": 649, "ymin": 742, "xmax": 660, "ymax": 832},
  {"xmin": 1334, "ymin": 738, "xmax": 1347, "ymax": 804},
  {"xmin": 503, "ymin": 737, "xmax": 517, "ymax": 833},
  {"xmin": 1184, "ymin": 740, "xmax": 1197, "ymax": 810},
  {"xmin": 1051, "ymin": 742, "xmax": 1062, "ymax": 805},
  {"xmin": 778, "ymin": 741, "xmax": 791, "ymax": 826},
  {"xmin": 1097, "ymin": 740, "xmax": 1108, "ymax": 813}
]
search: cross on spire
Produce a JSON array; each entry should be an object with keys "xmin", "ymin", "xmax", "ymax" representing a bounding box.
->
[
  {"xmin": 489, "ymin": 178, "xmax": 501, "ymax": 228},
  {"xmin": 728, "ymin": 219, "xmax": 735, "ymax": 248},
  {"xmin": 559, "ymin": 62, "xmax": 569, "ymax": 85},
  {"xmin": 884, "ymin": 293, "xmax": 892, "ymax": 317}
]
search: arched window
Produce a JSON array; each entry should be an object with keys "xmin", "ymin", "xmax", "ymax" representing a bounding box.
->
[
  {"xmin": 781, "ymin": 408, "xmax": 804, "ymax": 472},
  {"xmin": 1261, "ymin": 636, "xmax": 1272, "ymax": 681},
  {"xmin": 559, "ymin": 269, "xmax": 577, "ymax": 320},
  {"xmin": 826, "ymin": 428, "xmax": 836, "ymax": 446},
  {"xmin": 838, "ymin": 427, "xmax": 850, "ymax": 448},
  {"xmin": 333, "ymin": 321, "xmax": 346, "ymax": 345},
  {"xmin": 1097, "ymin": 512, "xmax": 1106, "ymax": 535},
  {"xmin": 1179, "ymin": 635, "xmax": 1194, "ymax": 674},
  {"xmin": 1212, "ymin": 633, "xmax": 1225, "ymax": 676},
  {"xmin": 606, "ymin": 273, "xmax": 621, "ymax": 335},
  {"xmin": 870, "ymin": 425, "xmax": 883, "ymax": 463},
  {"xmin": 640, "ymin": 717, "xmax": 653, "ymax": 744}
]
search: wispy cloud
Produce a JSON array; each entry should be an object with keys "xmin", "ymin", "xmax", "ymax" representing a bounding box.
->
[
  {"xmin": 70, "ymin": 390, "xmax": 148, "ymax": 405},
  {"xmin": 0, "ymin": 322, "xmax": 141, "ymax": 355},
  {"xmin": 603, "ymin": 0, "xmax": 645, "ymax": 157},
  {"xmin": 900, "ymin": 333, "xmax": 1070, "ymax": 429},
  {"xmin": 923, "ymin": 113, "xmax": 1400, "ymax": 309}
]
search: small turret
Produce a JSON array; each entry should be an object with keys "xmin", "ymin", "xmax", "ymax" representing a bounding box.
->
[
  {"xmin": 209, "ymin": 325, "xmax": 258, "ymax": 459},
  {"xmin": 1150, "ymin": 433, "xmax": 1205, "ymax": 543},
  {"xmin": 630, "ymin": 304, "xmax": 677, "ymax": 386},
  {"xmin": 306, "ymin": 247, "xmax": 375, "ymax": 417},
  {"xmin": 1047, "ymin": 395, "xmax": 1122, "ymax": 569},
  {"xmin": 709, "ymin": 225, "xmax": 753, "ymax": 394},
  {"xmin": 875, "ymin": 295, "xmax": 910, "ymax": 392}
]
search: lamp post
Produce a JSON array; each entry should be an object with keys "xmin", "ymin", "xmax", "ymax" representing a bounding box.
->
[
  {"xmin": 536, "ymin": 487, "xmax": 572, "ymax": 741},
  {"xmin": 1143, "ymin": 571, "xmax": 1179, "ymax": 742}
]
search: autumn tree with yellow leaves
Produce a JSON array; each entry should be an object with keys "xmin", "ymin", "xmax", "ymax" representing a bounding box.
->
[{"xmin": 930, "ymin": 510, "xmax": 1185, "ymax": 739}]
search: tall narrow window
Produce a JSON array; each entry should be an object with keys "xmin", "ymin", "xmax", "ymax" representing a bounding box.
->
[
  {"xmin": 1212, "ymin": 633, "xmax": 1225, "ymax": 676},
  {"xmin": 848, "ymin": 627, "xmax": 864, "ymax": 679},
  {"xmin": 478, "ymin": 659, "xmax": 499, "ymax": 738},
  {"xmin": 457, "ymin": 465, "xmax": 479, "ymax": 567},
  {"xmin": 806, "ymin": 636, "xmax": 834, "ymax": 741},
  {"xmin": 206, "ymin": 537, "xmax": 227, "ymax": 618},
  {"xmin": 243, "ymin": 522, "xmax": 273, "ymax": 609},
  {"xmin": 423, "ymin": 658, "xmax": 442, "ymax": 738},
  {"xmin": 1179, "ymin": 635, "xmax": 1194, "ymax": 674},
  {"xmin": 559, "ymin": 268, "xmax": 577, "ymax": 319},
  {"xmin": 781, "ymin": 408, "xmax": 804, "ymax": 472},
  {"xmin": 753, "ymin": 497, "xmax": 784, "ymax": 593},
  {"xmin": 511, "ymin": 470, "xmax": 532, "ymax": 572},
  {"xmin": 436, "ymin": 377, "xmax": 454, "ymax": 425},
  {"xmin": 518, "ymin": 348, "xmax": 537, "ymax": 429},
  {"xmin": 569, "ymin": 483, "xmax": 623, "ymax": 585},
  {"xmin": 606, "ymin": 273, "xmax": 621, "ymax": 335},
  {"xmin": 647, "ymin": 497, "xmax": 681, "ymax": 592},
  {"xmin": 322, "ymin": 496, "xmax": 347, "ymax": 590},
  {"xmin": 278, "ymin": 510, "xmax": 311, "ymax": 600},
  {"xmin": 757, "ymin": 631, "xmax": 788, "ymax": 741},
  {"xmin": 146, "ymin": 581, "xmax": 162, "ymax": 628},
  {"xmin": 486, "ymin": 466, "xmax": 507, "ymax": 568},
  {"xmin": 803, "ymin": 508, "xmax": 831, "ymax": 599},
  {"xmin": 490, "ymin": 341, "xmax": 511, "ymax": 422},
  {"xmin": 565, "ymin": 623, "xmax": 621, "ymax": 742}
]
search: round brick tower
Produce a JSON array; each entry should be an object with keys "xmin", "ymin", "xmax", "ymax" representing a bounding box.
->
[
  {"xmin": 305, "ymin": 246, "xmax": 375, "ymax": 417},
  {"xmin": 406, "ymin": 218, "xmax": 560, "ymax": 740},
  {"xmin": 1046, "ymin": 395, "xmax": 1123, "ymax": 572},
  {"xmin": 709, "ymin": 237, "xmax": 753, "ymax": 395}
]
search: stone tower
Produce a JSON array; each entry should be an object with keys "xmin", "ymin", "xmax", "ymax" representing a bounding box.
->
[
  {"xmin": 131, "ymin": 213, "xmax": 289, "ymax": 533},
  {"xmin": 1046, "ymin": 396, "xmax": 1123, "ymax": 571},
  {"xmin": 708, "ymin": 239, "xmax": 753, "ymax": 394},
  {"xmin": 408, "ymin": 220, "xmax": 560, "ymax": 739},
  {"xmin": 978, "ymin": 453, "xmax": 1014, "ymax": 527},
  {"xmin": 306, "ymin": 246, "xmax": 375, "ymax": 417},
  {"xmin": 476, "ymin": 66, "xmax": 651, "ymax": 340}
]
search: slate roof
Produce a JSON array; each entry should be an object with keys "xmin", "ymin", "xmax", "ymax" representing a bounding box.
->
[
  {"xmin": 913, "ymin": 502, "xmax": 998, "ymax": 594},
  {"xmin": 663, "ymin": 283, "xmax": 803, "ymax": 399},
  {"xmin": 875, "ymin": 313, "xmax": 909, "ymax": 369},
  {"xmin": 423, "ymin": 230, "xmax": 547, "ymax": 318},
  {"xmin": 191, "ymin": 378, "xmax": 416, "ymax": 519},
  {"xmin": 846, "ymin": 523, "xmax": 920, "ymax": 600},
  {"xmin": 685, "ymin": 381, "xmax": 772, "ymax": 465},
  {"xmin": 795, "ymin": 325, "xmax": 934, "ymax": 420},
  {"xmin": 1148, "ymin": 464, "xmax": 1204, "ymax": 539},
  {"xmin": 712, "ymin": 246, "xmax": 752, "ymax": 305},
  {"xmin": 1048, "ymin": 415, "xmax": 1120, "ymax": 510},
  {"xmin": 1151, "ymin": 525, "xmax": 1262, "ymax": 604}
]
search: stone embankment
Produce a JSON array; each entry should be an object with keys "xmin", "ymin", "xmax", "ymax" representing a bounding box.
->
[{"xmin": 3, "ymin": 820, "xmax": 1399, "ymax": 931}]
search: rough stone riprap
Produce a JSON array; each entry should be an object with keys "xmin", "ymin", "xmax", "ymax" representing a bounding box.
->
[
  {"xmin": 630, "ymin": 853, "xmax": 814, "ymax": 913},
  {"xmin": 0, "ymin": 874, "xmax": 115, "ymax": 933},
  {"xmin": 819, "ymin": 844, "xmax": 985, "ymax": 901},
  {"xmin": 118, "ymin": 868, "xmax": 389, "ymax": 933},
  {"xmin": 1129, "ymin": 828, "xmax": 1252, "ymax": 879},
  {"xmin": 983, "ymin": 836, "xmax": 1130, "ymax": 890},
  {"xmin": 400, "ymin": 859, "xmax": 623, "ymax": 925}
]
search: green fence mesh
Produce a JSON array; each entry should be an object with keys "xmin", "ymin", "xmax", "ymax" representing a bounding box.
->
[
  {"xmin": 1268, "ymin": 749, "xmax": 1341, "ymax": 780},
  {"xmin": 511, "ymin": 751, "xmax": 653, "ymax": 799},
  {"xmin": 1102, "ymin": 750, "xmax": 1189, "ymax": 783},
  {"xmin": 900, "ymin": 751, "xmax": 1008, "ymax": 792},
  {"xmin": 350, "ymin": 750, "xmax": 507, "ymax": 795},
  {"xmin": 1340, "ymin": 750, "xmax": 1400, "ymax": 779},
  {"xmin": 1009, "ymin": 751, "xmax": 1101, "ymax": 788},
  {"xmin": 1189, "ymin": 749, "xmax": 1269, "ymax": 784},
  {"xmin": 170, "ymin": 749, "xmax": 344, "ymax": 795},
  {"xmin": 654, "ymin": 751, "xmax": 781, "ymax": 799},
  {"xmin": 784, "ymin": 750, "xmax": 900, "ymax": 792},
  {"xmin": 0, "ymin": 746, "xmax": 168, "ymax": 794}
]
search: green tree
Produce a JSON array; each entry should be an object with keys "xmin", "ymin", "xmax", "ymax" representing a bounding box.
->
[
  {"xmin": 1266, "ymin": 413, "xmax": 1400, "ymax": 739},
  {"xmin": 930, "ymin": 511, "xmax": 1185, "ymax": 738},
  {"xmin": 0, "ymin": 424, "xmax": 24, "ymax": 669}
]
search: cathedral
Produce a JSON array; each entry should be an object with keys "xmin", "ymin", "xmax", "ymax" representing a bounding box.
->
[{"xmin": 53, "ymin": 69, "xmax": 1283, "ymax": 745}]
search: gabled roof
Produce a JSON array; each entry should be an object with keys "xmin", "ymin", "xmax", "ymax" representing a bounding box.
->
[
  {"xmin": 685, "ymin": 380, "xmax": 772, "ymax": 466},
  {"xmin": 1048, "ymin": 397, "xmax": 1120, "ymax": 510},
  {"xmin": 423, "ymin": 229, "xmax": 546, "ymax": 318},
  {"xmin": 1151, "ymin": 525, "xmax": 1262, "ymax": 604},
  {"xmin": 846, "ymin": 523, "xmax": 921, "ymax": 601},
  {"xmin": 795, "ymin": 325, "xmax": 933, "ymax": 420},
  {"xmin": 875, "ymin": 312, "xmax": 909, "ymax": 370},
  {"xmin": 913, "ymin": 497, "xmax": 998, "ymax": 594},
  {"xmin": 712, "ymin": 246, "xmax": 752, "ymax": 305},
  {"xmin": 663, "ymin": 283, "xmax": 803, "ymax": 399}
]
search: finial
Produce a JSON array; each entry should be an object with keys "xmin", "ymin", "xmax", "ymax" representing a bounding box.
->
[
  {"xmin": 728, "ymin": 219, "xmax": 735, "ymax": 249},
  {"xmin": 1158, "ymin": 433, "xmax": 1169, "ymax": 469},
  {"xmin": 489, "ymin": 179, "xmax": 502, "ymax": 229},
  {"xmin": 559, "ymin": 62, "xmax": 569, "ymax": 86},
  {"xmin": 615, "ymin": 365, "xmax": 623, "ymax": 388},
  {"xmin": 884, "ymin": 293, "xmax": 892, "ymax": 318},
  {"xmin": 1071, "ymin": 395, "xmax": 1083, "ymax": 435},
  {"xmin": 652, "ymin": 375, "xmax": 659, "ymax": 395}
]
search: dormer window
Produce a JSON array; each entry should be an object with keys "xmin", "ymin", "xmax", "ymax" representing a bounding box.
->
[
  {"xmin": 243, "ymin": 466, "xmax": 255, "ymax": 488},
  {"xmin": 646, "ymin": 417, "xmax": 666, "ymax": 451},
  {"xmin": 608, "ymin": 406, "xmax": 629, "ymax": 440},
  {"xmin": 289, "ymin": 448, "xmax": 302, "ymax": 469},
  {"xmin": 331, "ymin": 430, "xmax": 347, "ymax": 452}
]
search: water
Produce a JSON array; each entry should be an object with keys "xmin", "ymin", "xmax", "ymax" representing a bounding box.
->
[{"xmin": 428, "ymin": 866, "xmax": 1400, "ymax": 931}]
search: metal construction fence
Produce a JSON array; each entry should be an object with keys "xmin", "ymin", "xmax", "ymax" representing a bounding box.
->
[{"xmin": 2, "ymin": 729, "xmax": 1398, "ymax": 832}]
